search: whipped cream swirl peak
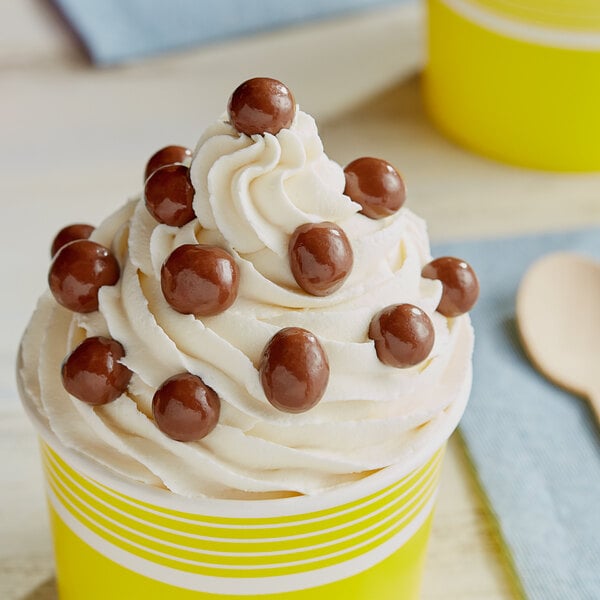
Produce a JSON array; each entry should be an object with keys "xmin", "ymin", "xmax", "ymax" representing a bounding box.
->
[{"xmin": 191, "ymin": 110, "xmax": 360, "ymax": 256}]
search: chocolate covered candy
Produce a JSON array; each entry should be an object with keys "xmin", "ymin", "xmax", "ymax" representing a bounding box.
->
[
  {"xmin": 369, "ymin": 304, "xmax": 435, "ymax": 368},
  {"xmin": 228, "ymin": 77, "xmax": 295, "ymax": 136},
  {"xmin": 344, "ymin": 157, "xmax": 406, "ymax": 219},
  {"xmin": 61, "ymin": 336, "xmax": 132, "ymax": 405},
  {"xmin": 259, "ymin": 327, "xmax": 329, "ymax": 413},
  {"xmin": 49, "ymin": 240, "xmax": 120, "ymax": 313},
  {"xmin": 144, "ymin": 164, "xmax": 195, "ymax": 227},
  {"xmin": 152, "ymin": 373, "xmax": 220, "ymax": 442},
  {"xmin": 289, "ymin": 222, "xmax": 353, "ymax": 296},
  {"xmin": 145, "ymin": 145, "xmax": 192, "ymax": 181},
  {"xmin": 161, "ymin": 244, "xmax": 239, "ymax": 316},
  {"xmin": 51, "ymin": 223, "xmax": 95, "ymax": 257},
  {"xmin": 422, "ymin": 257, "xmax": 479, "ymax": 317}
]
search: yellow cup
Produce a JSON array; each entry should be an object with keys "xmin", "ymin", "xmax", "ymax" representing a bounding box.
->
[
  {"xmin": 39, "ymin": 441, "xmax": 444, "ymax": 599},
  {"xmin": 19, "ymin": 377, "xmax": 456, "ymax": 600},
  {"xmin": 424, "ymin": 0, "xmax": 600, "ymax": 171}
]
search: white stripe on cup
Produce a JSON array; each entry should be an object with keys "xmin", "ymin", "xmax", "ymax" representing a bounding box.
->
[
  {"xmin": 45, "ymin": 479, "xmax": 437, "ymax": 595},
  {"xmin": 44, "ymin": 458, "xmax": 437, "ymax": 565},
  {"xmin": 441, "ymin": 0, "xmax": 600, "ymax": 49},
  {"xmin": 47, "ymin": 445, "xmax": 443, "ymax": 529},
  {"xmin": 43, "ymin": 446, "xmax": 441, "ymax": 543}
]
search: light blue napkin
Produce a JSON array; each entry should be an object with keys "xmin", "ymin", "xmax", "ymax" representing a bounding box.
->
[
  {"xmin": 52, "ymin": 0, "xmax": 400, "ymax": 65},
  {"xmin": 435, "ymin": 229, "xmax": 600, "ymax": 600}
]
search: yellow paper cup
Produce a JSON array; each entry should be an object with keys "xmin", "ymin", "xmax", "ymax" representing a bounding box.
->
[
  {"xmin": 19, "ymin": 378, "xmax": 461, "ymax": 600},
  {"xmin": 425, "ymin": 0, "xmax": 600, "ymax": 171}
]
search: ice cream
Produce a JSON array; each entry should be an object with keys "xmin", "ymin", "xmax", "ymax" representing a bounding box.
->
[{"xmin": 18, "ymin": 77, "xmax": 477, "ymax": 501}]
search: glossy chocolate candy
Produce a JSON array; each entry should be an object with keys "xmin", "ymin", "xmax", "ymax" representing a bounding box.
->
[
  {"xmin": 49, "ymin": 240, "xmax": 120, "ymax": 313},
  {"xmin": 152, "ymin": 373, "xmax": 220, "ymax": 442},
  {"xmin": 144, "ymin": 164, "xmax": 195, "ymax": 227},
  {"xmin": 369, "ymin": 304, "xmax": 435, "ymax": 368},
  {"xmin": 161, "ymin": 244, "xmax": 240, "ymax": 316},
  {"xmin": 343, "ymin": 157, "xmax": 406, "ymax": 219},
  {"xmin": 61, "ymin": 336, "xmax": 132, "ymax": 405},
  {"xmin": 144, "ymin": 145, "xmax": 192, "ymax": 181},
  {"xmin": 51, "ymin": 223, "xmax": 95, "ymax": 257},
  {"xmin": 422, "ymin": 257, "xmax": 479, "ymax": 317},
  {"xmin": 259, "ymin": 327, "xmax": 329, "ymax": 413},
  {"xmin": 227, "ymin": 77, "xmax": 295, "ymax": 136},
  {"xmin": 289, "ymin": 222, "xmax": 353, "ymax": 296}
]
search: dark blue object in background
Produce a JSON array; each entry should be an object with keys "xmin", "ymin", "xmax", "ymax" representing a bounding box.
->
[
  {"xmin": 53, "ymin": 0, "xmax": 402, "ymax": 65},
  {"xmin": 435, "ymin": 229, "xmax": 600, "ymax": 600}
]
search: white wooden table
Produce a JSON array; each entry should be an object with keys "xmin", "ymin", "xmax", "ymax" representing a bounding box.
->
[{"xmin": 3, "ymin": 2, "xmax": 600, "ymax": 598}]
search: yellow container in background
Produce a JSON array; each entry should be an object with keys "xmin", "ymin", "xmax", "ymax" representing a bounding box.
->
[{"xmin": 424, "ymin": 0, "xmax": 600, "ymax": 171}]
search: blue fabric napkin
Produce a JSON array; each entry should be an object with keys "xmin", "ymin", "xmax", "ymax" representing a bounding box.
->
[
  {"xmin": 52, "ymin": 0, "xmax": 400, "ymax": 65},
  {"xmin": 435, "ymin": 229, "xmax": 600, "ymax": 600}
]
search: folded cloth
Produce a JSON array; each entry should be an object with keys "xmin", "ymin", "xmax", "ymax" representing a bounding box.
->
[
  {"xmin": 435, "ymin": 229, "xmax": 600, "ymax": 600},
  {"xmin": 52, "ymin": 0, "xmax": 401, "ymax": 65}
]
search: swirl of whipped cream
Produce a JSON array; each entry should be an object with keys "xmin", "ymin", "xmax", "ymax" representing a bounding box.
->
[
  {"xmin": 19, "ymin": 110, "xmax": 474, "ymax": 499},
  {"xmin": 190, "ymin": 110, "xmax": 359, "ymax": 256}
]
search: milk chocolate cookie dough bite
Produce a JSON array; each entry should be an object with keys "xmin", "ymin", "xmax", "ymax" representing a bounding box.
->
[{"xmin": 228, "ymin": 77, "xmax": 295, "ymax": 136}]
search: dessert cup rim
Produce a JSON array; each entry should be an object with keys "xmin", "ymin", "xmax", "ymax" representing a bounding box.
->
[{"xmin": 16, "ymin": 346, "xmax": 471, "ymax": 517}]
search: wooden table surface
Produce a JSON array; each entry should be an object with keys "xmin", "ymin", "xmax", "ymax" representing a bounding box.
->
[{"xmin": 3, "ymin": 2, "xmax": 600, "ymax": 599}]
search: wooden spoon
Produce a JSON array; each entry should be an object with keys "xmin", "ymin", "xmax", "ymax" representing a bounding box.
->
[{"xmin": 516, "ymin": 251, "xmax": 600, "ymax": 424}]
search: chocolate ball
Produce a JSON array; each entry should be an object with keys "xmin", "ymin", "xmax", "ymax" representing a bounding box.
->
[
  {"xmin": 61, "ymin": 336, "xmax": 132, "ymax": 406},
  {"xmin": 259, "ymin": 327, "xmax": 329, "ymax": 413},
  {"xmin": 161, "ymin": 244, "xmax": 239, "ymax": 316},
  {"xmin": 343, "ymin": 157, "xmax": 406, "ymax": 219},
  {"xmin": 144, "ymin": 164, "xmax": 195, "ymax": 227},
  {"xmin": 422, "ymin": 257, "xmax": 480, "ymax": 317},
  {"xmin": 289, "ymin": 222, "xmax": 353, "ymax": 296},
  {"xmin": 369, "ymin": 304, "xmax": 435, "ymax": 368},
  {"xmin": 152, "ymin": 373, "xmax": 220, "ymax": 442},
  {"xmin": 49, "ymin": 240, "xmax": 120, "ymax": 313},
  {"xmin": 227, "ymin": 77, "xmax": 295, "ymax": 136},
  {"xmin": 51, "ymin": 223, "xmax": 95, "ymax": 257},
  {"xmin": 145, "ymin": 145, "xmax": 192, "ymax": 181}
]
